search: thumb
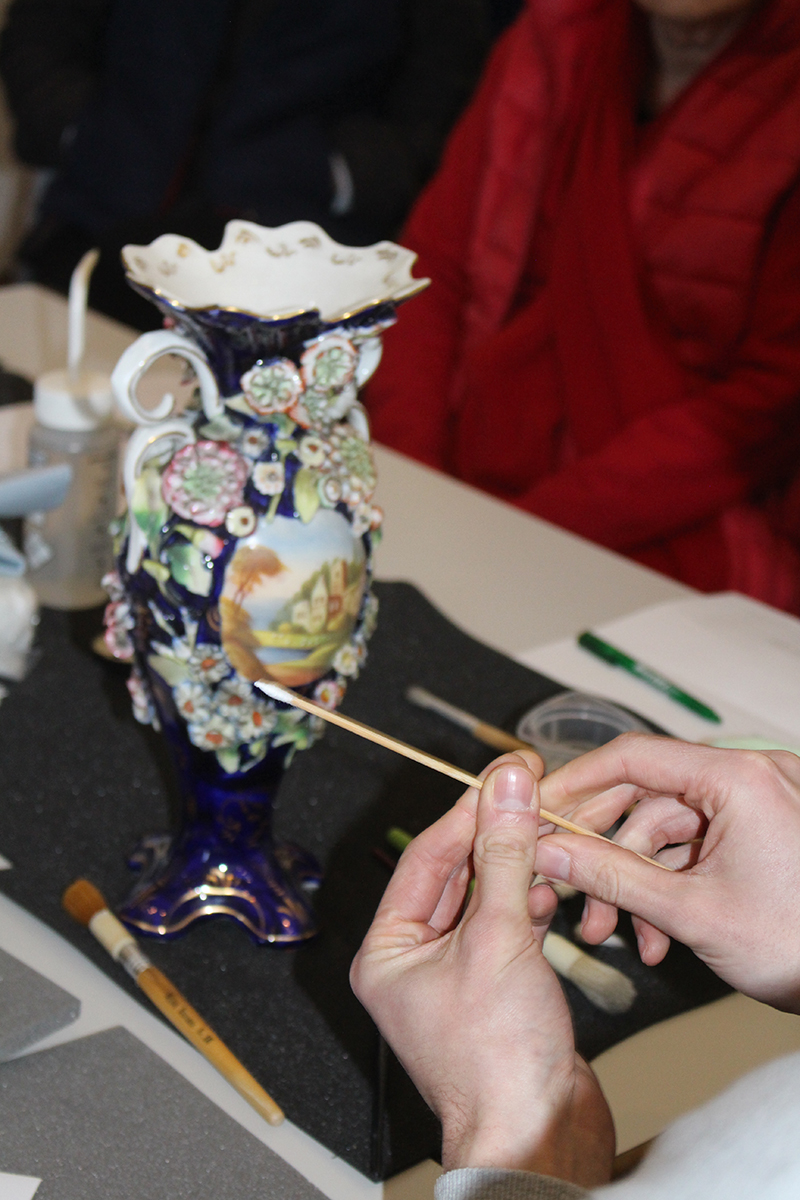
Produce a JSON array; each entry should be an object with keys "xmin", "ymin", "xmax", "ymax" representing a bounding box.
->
[
  {"xmin": 534, "ymin": 832, "xmax": 687, "ymax": 936},
  {"xmin": 470, "ymin": 761, "xmax": 539, "ymax": 924}
]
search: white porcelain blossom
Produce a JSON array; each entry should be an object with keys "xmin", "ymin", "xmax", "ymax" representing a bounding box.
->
[
  {"xmin": 297, "ymin": 434, "xmax": 328, "ymax": 467},
  {"xmin": 174, "ymin": 679, "xmax": 212, "ymax": 724},
  {"xmin": 252, "ymin": 460, "xmax": 286, "ymax": 495},
  {"xmin": 240, "ymin": 427, "xmax": 270, "ymax": 458},
  {"xmin": 188, "ymin": 712, "xmax": 238, "ymax": 751},
  {"xmin": 313, "ymin": 678, "xmax": 344, "ymax": 710},
  {"xmin": 225, "ymin": 505, "xmax": 257, "ymax": 536},
  {"xmin": 186, "ymin": 643, "xmax": 230, "ymax": 684},
  {"xmin": 332, "ymin": 641, "xmax": 360, "ymax": 677}
]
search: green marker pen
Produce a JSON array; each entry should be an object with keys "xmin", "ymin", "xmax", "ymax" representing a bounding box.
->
[{"xmin": 577, "ymin": 631, "xmax": 722, "ymax": 723}]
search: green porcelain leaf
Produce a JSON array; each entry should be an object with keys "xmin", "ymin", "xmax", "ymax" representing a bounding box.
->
[
  {"xmin": 147, "ymin": 653, "xmax": 189, "ymax": 687},
  {"xmin": 199, "ymin": 413, "xmax": 242, "ymax": 441},
  {"xmin": 224, "ymin": 393, "xmax": 255, "ymax": 417},
  {"xmin": 166, "ymin": 542, "xmax": 213, "ymax": 596},
  {"xmin": 142, "ymin": 558, "xmax": 170, "ymax": 582},
  {"xmin": 216, "ymin": 747, "xmax": 240, "ymax": 774},
  {"xmin": 132, "ymin": 466, "xmax": 169, "ymax": 553},
  {"xmin": 239, "ymin": 739, "xmax": 267, "ymax": 772},
  {"xmin": 293, "ymin": 467, "xmax": 320, "ymax": 524},
  {"xmin": 273, "ymin": 413, "xmax": 297, "ymax": 437}
]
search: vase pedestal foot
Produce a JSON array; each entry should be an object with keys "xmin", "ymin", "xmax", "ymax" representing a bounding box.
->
[{"xmin": 118, "ymin": 833, "xmax": 322, "ymax": 944}]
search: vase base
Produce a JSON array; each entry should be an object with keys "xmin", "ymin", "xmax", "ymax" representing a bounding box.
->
[{"xmin": 118, "ymin": 833, "xmax": 322, "ymax": 944}]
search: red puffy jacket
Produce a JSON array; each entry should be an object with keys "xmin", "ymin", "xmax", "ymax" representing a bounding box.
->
[{"xmin": 368, "ymin": 0, "xmax": 800, "ymax": 610}]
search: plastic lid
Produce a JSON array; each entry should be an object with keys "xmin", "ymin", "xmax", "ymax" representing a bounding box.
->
[{"xmin": 33, "ymin": 368, "xmax": 113, "ymax": 431}]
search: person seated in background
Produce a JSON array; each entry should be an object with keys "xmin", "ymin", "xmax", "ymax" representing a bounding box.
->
[
  {"xmin": 352, "ymin": 737, "xmax": 800, "ymax": 1197},
  {"xmin": 0, "ymin": 0, "xmax": 489, "ymax": 329},
  {"xmin": 365, "ymin": 0, "xmax": 800, "ymax": 615}
]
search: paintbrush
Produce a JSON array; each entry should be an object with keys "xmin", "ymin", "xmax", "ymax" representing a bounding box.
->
[
  {"xmin": 62, "ymin": 879, "xmax": 284, "ymax": 1126},
  {"xmin": 406, "ymin": 685, "xmax": 534, "ymax": 753},
  {"xmin": 255, "ymin": 680, "xmax": 670, "ymax": 869}
]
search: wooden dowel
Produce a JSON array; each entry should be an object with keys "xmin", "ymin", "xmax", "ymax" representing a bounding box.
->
[{"xmin": 256, "ymin": 681, "xmax": 670, "ymax": 870}]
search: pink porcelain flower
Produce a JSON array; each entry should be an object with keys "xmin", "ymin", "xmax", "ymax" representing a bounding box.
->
[{"xmin": 162, "ymin": 440, "xmax": 248, "ymax": 527}]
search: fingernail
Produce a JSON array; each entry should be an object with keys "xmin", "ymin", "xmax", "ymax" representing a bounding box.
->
[
  {"xmin": 534, "ymin": 841, "xmax": 571, "ymax": 880},
  {"xmin": 492, "ymin": 765, "xmax": 534, "ymax": 812}
]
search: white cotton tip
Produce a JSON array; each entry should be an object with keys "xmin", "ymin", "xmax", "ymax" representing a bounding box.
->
[
  {"xmin": 254, "ymin": 679, "xmax": 296, "ymax": 706},
  {"xmin": 543, "ymin": 931, "xmax": 637, "ymax": 1014}
]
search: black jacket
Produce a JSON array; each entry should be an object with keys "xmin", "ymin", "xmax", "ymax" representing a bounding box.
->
[{"xmin": 0, "ymin": 0, "xmax": 489, "ymax": 245}]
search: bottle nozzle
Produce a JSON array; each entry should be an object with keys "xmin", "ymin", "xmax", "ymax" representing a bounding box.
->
[{"xmin": 68, "ymin": 248, "xmax": 100, "ymax": 381}]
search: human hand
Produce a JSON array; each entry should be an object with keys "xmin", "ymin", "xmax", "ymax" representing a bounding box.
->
[
  {"xmin": 350, "ymin": 752, "xmax": 615, "ymax": 1184},
  {"xmin": 536, "ymin": 735, "xmax": 800, "ymax": 1012}
]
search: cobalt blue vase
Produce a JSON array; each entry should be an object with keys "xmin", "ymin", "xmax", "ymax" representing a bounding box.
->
[{"xmin": 103, "ymin": 219, "xmax": 426, "ymax": 943}]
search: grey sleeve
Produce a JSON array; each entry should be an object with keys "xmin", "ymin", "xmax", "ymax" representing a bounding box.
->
[{"xmin": 435, "ymin": 1168, "xmax": 588, "ymax": 1200}]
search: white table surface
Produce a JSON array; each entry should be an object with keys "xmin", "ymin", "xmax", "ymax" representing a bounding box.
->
[{"xmin": 2, "ymin": 283, "xmax": 799, "ymax": 1193}]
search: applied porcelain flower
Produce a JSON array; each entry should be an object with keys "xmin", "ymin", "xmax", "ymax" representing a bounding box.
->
[
  {"xmin": 162, "ymin": 440, "xmax": 248, "ymax": 526},
  {"xmin": 252, "ymin": 460, "xmax": 286, "ymax": 495},
  {"xmin": 225, "ymin": 505, "xmax": 257, "ymax": 537},
  {"xmin": 241, "ymin": 359, "xmax": 303, "ymax": 416}
]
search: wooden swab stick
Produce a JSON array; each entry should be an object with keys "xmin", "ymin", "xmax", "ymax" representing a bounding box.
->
[
  {"xmin": 406, "ymin": 685, "xmax": 534, "ymax": 753},
  {"xmin": 255, "ymin": 680, "xmax": 670, "ymax": 869}
]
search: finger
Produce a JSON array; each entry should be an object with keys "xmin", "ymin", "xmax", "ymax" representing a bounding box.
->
[
  {"xmin": 762, "ymin": 749, "xmax": 800, "ymax": 785},
  {"xmin": 528, "ymin": 881, "xmax": 559, "ymax": 947},
  {"xmin": 579, "ymin": 895, "xmax": 619, "ymax": 945},
  {"xmin": 540, "ymin": 776, "xmax": 643, "ymax": 831},
  {"xmin": 540, "ymin": 734, "xmax": 738, "ymax": 823},
  {"xmin": 372, "ymin": 794, "xmax": 478, "ymax": 938},
  {"xmin": 468, "ymin": 760, "xmax": 539, "ymax": 932},
  {"xmin": 372, "ymin": 752, "xmax": 541, "ymax": 938},
  {"xmin": 429, "ymin": 856, "xmax": 472, "ymax": 934},
  {"xmin": 610, "ymin": 794, "xmax": 708, "ymax": 858},
  {"xmin": 632, "ymin": 914, "xmax": 672, "ymax": 965},
  {"xmin": 532, "ymin": 829, "xmax": 692, "ymax": 944}
]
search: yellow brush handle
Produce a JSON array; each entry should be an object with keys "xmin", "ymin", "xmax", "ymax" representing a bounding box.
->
[{"xmin": 136, "ymin": 965, "xmax": 284, "ymax": 1126}]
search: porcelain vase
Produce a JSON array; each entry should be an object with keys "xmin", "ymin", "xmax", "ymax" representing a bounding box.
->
[{"xmin": 103, "ymin": 219, "xmax": 427, "ymax": 944}]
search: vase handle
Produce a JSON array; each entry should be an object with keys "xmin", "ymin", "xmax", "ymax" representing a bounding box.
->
[
  {"xmin": 111, "ymin": 330, "xmax": 221, "ymax": 424},
  {"xmin": 122, "ymin": 418, "xmax": 196, "ymax": 573}
]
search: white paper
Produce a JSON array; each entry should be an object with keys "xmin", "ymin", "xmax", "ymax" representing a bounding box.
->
[
  {"xmin": 0, "ymin": 1174, "xmax": 41, "ymax": 1200},
  {"xmin": 0, "ymin": 854, "xmax": 11, "ymax": 870},
  {"xmin": 519, "ymin": 592, "xmax": 800, "ymax": 747}
]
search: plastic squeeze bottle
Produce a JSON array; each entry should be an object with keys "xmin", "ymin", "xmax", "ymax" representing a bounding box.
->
[{"xmin": 24, "ymin": 250, "xmax": 122, "ymax": 608}]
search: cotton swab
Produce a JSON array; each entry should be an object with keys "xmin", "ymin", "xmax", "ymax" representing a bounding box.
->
[{"xmin": 254, "ymin": 680, "xmax": 671, "ymax": 869}]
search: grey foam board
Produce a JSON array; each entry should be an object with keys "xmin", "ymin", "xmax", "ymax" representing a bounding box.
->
[
  {"xmin": 0, "ymin": 948, "xmax": 80, "ymax": 1060},
  {"xmin": 0, "ymin": 1025, "xmax": 326, "ymax": 1199}
]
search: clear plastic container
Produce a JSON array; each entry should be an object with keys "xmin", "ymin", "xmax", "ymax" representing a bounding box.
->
[
  {"xmin": 24, "ymin": 369, "xmax": 121, "ymax": 609},
  {"xmin": 516, "ymin": 691, "xmax": 650, "ymax": 772}
]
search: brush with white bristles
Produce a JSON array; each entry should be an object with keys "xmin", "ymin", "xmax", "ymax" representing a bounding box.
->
[{"xmin": 542, "ymin": 932, "xmax": 637, "ymax": 1013}]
